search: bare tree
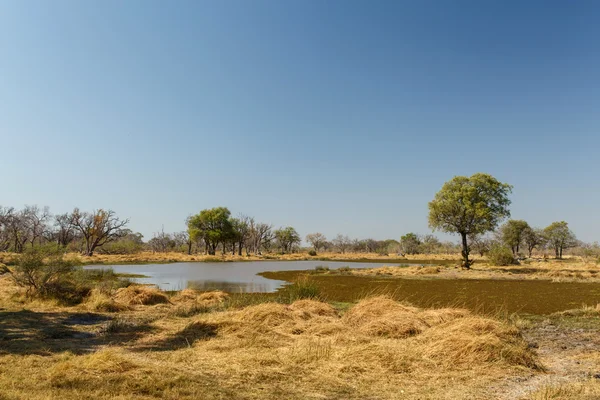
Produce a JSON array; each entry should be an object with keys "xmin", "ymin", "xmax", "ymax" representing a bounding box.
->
[
  {"xmin": 332, "ymin": 234, "xmax": 351, "ymax": 254},
  {"xmin": 23, "ymin": 205, "xmax": 51, "ymax": 248},
  {"xmin": 70, "ymin": 208, "xmax": 129, "ymax": 256},
  {"xmin": 54, "ymin": 213, "xmax": 76, "ymax": 247},
  {"xmin": 305, "ymin": 232, "xmax": 327, "ymax": 252}
]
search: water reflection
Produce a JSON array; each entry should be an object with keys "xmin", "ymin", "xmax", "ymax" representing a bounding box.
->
[{"xmin": 85, "ymin": 260, "xmax": 413, "ymax": 292}]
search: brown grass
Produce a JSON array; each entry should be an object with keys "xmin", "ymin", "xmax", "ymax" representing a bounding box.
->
[
  {"xmin": 0, "ymin": 274, "xmax": 550, "ymax": 400},
  {"xmin": 114, "ymin": 285, "xmax": 170, "ymax": 306}
]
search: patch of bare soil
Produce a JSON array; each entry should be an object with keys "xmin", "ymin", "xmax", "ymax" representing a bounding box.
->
[{"xmin": 489, "ymin": 319, "xmax": 600, "ymax": 399}]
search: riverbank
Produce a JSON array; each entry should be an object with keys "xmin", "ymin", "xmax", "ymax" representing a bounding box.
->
[
  {"xmin": 0, "ymin": 251, "xmax": 463, "ymax": 266},
  {"xmin": 1, "ymin": 274, "xmax": 599, "ymax": 399}
]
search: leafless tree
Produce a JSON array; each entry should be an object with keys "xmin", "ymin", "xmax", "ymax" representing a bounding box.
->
[
  {"xmin": 54, "ymin": 213, "xmax": 76, "ymax": 247},
  {"xmin": 23, "ymin": 205, "xmax": 51, "ymax": 248},
  {"xmin": 305, "ymin": 232, "xmax": 327, "ymax": 252},
  {"xmin": 69, "ymin": 208, "xmax": 129, "ymax": 256},
  {"xmin": 332, "ymin": 234, "xmax": 351, "ymax": 254}
]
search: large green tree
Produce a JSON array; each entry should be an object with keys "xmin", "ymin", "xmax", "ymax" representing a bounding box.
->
[
  {"xmin": 187, "ymin": 207, "xmax": 233, "ymax": 255},
  {"xmin": 500, "ymin": 220, "xmax": 531, "ymax": 256},
  {"xmin": 543, "ymin": 221, "xmax": 577, "ymax": 259},
  {"xmin": 428, "ymin": 173, "xmax": 512, "ymax": 268}
]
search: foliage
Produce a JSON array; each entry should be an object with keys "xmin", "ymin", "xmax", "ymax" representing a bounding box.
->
[
  {"xmin": 187, "ymin": 207, "xmax": 234, "ymax": 255},
  {"xmin": 274, "ymin": 226, "xmax": 301, "ymax": 253},
  {"xmin": 488, "ymin": 244, "xmax": 517, "ymax": 266},
  {"xmin": 308, "ymin": 249, "xmax": 317, "ymax": 256},
  {"xmin": 500, "ymin": 220, "xmax": 530, "ymax": 255},
  {"xmin": 10, "ymin": 248, "xmax": 89, "ymax": 303},
  {"xmin": 543, "ymin": 221, "xmax": 577, "ymax": 259},
  {"xmin": 400, "ymin": 233, "xmax": 422, "ymax": 255},
  {"xmin": 522, "ymin": 227, "xmax": 546, "ymax": 258},
  {"xmin": 429, "ymin": 173, "xmax": 512, "ymax": 268}
]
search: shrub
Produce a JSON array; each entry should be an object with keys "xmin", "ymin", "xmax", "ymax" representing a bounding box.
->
[
  {"xmin": 338, "ymin": 266, "xmax": 351, "ymax": 273},
  {"xmin": 308, "ymin": 250, "xmax": 317, "ymax": 256},
  {"xmin": 11, "ymin": 249, "xmax": 89, "ymax": 303},
  {"xmin": 314, "ymin": 265, "xmax": 329, "ymax": 273},
  {"xmin": 488, "ymin": 245, "xmax": 517, "ymax": 266}
]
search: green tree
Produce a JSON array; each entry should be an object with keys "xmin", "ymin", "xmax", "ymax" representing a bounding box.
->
[
  {"xmin": 428, "ymin": 173, "xmax": 512, "ymax": 268},
  {"xmin": 522, "ymin": 227, "xmax": 545, "ymax": 258},
  {"xmin": 187, "ymin": 207, "xmax": 233, "ymax": 255},
  {"xmin": 274, "ymin": 227, "xmax": 301, "ymax": 253},
  {"xmin": 543, "ymin": 221, "xmax": 577, "ymax": 259},
  {"xmin": 500, "ymin": 220, "xmax": 530, "ymax": 255},
  {"xmin": 400, "ymin": 233, "xmax": 421, "ymax": 255}
]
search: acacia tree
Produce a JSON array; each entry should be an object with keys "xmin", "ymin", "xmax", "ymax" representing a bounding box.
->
[
  {"xmin": 187, "ymin": 207, "xmax": 233, "ymax": 255},
  {"xmin": 428, "ymin": 173, "xmax": 512, "ymax": 269},
  {"xmin": 543, "ymin": 221, "xmax": 576, "ymax": 259},
  {"xmin": 305, "ymin": 232, "xmax": 327, "ymax": 252},
  {"xmin": 70, "ymin": 208, "xmax": 130, "ymax": 256},
  {"xmin": 500, "ymin": 220, "xmax": 530, "ymax": 255}
]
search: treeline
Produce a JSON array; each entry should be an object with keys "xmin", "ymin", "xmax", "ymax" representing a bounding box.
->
[
  {"xmin": 399, "ymin": 220, "xmax": 599, "ymax": 260},
  {"xmin": 1, "ymin": 204, "xmax": 596, "ymax": 259},
  {"xmin": 0, "ymin": 205, "xmax": 129, "ymax": 256}
]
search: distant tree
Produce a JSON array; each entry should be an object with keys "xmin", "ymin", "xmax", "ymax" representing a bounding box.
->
[
  {"xmin": 69, "ymin": 208, "xmax": 130, "ymax": 256},
  {"xmin": 0, "ymin": 206, "xmax": 15, "ymax": 251},
  {"xmin": 274, "ymin": 227, "xmax": 301, "ymax": 253},
  {"xmin": 500, "ymin": 220, "xmax": 530, "ymax": 255},
  {"xmin": 305, "ymin": 233, "xmax": 327, "ymax": 252},
  {"xmin": 187, "ymin": 207, "xmax": 233, "ymax": 255},
  {"xmin": 23, "ymin": 205, "xmax": 51, "ymax": 248},
  {"xmin": 420, "ymin": 234, "xmax": 441, "ymax": 254},
  {"xmin": 543, "ymin": 221, "xmax": 577, "ymax": 259},
  {"xmin": 148, "ymin": 227, "xmax": 174, "ymax": 253},
  {"xmin": 400, "ymin": 233, "xmax": 421, "ymax": 255},
  {"xmin": 173, "ymin": 231, "xmax": 193, "ymax": 255},
  {"xmin": 428, "ymin": 173, "xmax": 512, "ymax": 268},
  {"xmin": 247, "ymin": 219, "xmax": 273, "ymax": 255},
  {"xmin": 522, "ymin": 227, "xmax": 545, "ymax": 258},
  {"xmin": 332, "ymin": 234, "xmax": 351, "ymax": 254},
  {"xmin": 230, "ymin": 214, "xmax": 251, "ymax": 256},
  {"xmin": 54, "ymin": 212, "xmax": 76, "ymax": 247},
  {"xmin": 469, "ymin": 235, "xmax": 493, "ymax": 257}
]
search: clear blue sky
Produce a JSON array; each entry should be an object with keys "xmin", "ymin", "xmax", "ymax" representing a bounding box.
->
[{"xmin": 1, "ymin": 0, "xmax": 599, "ymax": 242}]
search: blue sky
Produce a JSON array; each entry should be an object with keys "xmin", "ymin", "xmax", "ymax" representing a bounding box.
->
[{"xmin": 1, "ymin": 0, "xmax": 599, "ymax": 242}]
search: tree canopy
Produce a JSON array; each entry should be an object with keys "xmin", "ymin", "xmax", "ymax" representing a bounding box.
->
[{"xmin": 428, "ymin": 173, "xmax": 512, "ymax": 268}]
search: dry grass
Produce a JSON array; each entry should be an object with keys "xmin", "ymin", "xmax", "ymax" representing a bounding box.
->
[
  {"xmin": 83, "ymin": 289, "xmax": 129, "ymax": 312},
  {"xmin": 350, "ymin": 257, "xmax": 600, "ymax": 282},
  {"xmin": 114, "ymin": 285, "xmax": 170, "ymax": 306},
  {"xmin": 526, "ymin": 379, "xmax": 600, "ymax": 399},
  {"xmin": 64, "ymin": 251, "xmax": 470, "ymax": 266},
  {"xmin": 0, "ymin": 272, "xmax": 565, "ymax": 400}
]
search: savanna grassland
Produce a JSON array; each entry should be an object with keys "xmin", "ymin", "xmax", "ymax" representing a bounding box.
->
[{"xmin": 2, "ymin": 256, "xmax": 600, "ymax": 400}]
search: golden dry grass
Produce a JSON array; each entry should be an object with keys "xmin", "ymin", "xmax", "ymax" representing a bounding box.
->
[
  {"xmin": 0, "ymin": 270, "xmax": 547, "ymax": 400},
  {"xmin": 114, "ymin": 285, "xmax": 171, "ymax": 306}
]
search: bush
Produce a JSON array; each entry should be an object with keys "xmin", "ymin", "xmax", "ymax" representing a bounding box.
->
[
  {"xmin": 11, "ymin": 249, "xmax": 83, "ymax": 300},
  {"xmin": 314, "ymin": 265, "xmax": 329, "ymax": 273},
  {"xmin": 488, "ymin": 245, "xmax": 517, "ymax": 266},
  {"xmin": 308, "ymin": 250, "xmax": 317, "ymax": 256}
]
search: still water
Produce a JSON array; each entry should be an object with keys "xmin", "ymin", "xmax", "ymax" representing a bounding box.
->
[{"xmin": 85, "ymin": 261, "xmax": 414, "ymax": 292}]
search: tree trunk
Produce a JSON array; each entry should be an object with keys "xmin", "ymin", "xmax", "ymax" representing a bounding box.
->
[{"xmin": 461, "ymin": 232, "xmax": 470, "ymax": 269}]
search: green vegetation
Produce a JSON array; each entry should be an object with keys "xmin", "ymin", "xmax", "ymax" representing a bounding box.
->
[
  {"xmin": 487, "ymin": 244, "xmax": 517, "ymax": 266},
  {"xmin": 428, "ymin": 173, "xmax": 513, "ymax": 268}
]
